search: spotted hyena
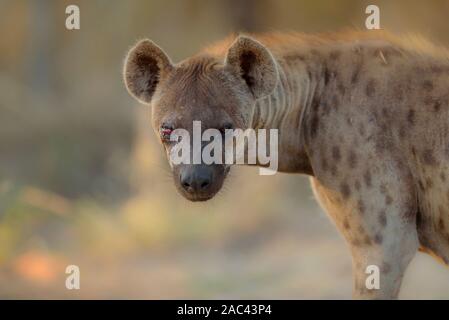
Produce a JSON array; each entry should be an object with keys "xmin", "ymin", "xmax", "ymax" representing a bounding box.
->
[{"xmin": 123, "ymin": 31, "xmax": 449, "ymax": 299}]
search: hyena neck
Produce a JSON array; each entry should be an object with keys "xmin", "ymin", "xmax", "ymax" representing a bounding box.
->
[{"xmin": 250, "ymin": 51, "xmax": 327, "ymax": 174}]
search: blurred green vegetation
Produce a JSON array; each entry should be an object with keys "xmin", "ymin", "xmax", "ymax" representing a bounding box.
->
[{"xmin": 1, "ymin": 0, "xmax": 449, "ymax": 298}]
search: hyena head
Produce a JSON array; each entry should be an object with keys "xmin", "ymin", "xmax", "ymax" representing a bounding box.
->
[{"xmin": 123, "ymin": 36, "xmax": 278, "ymax": 201}]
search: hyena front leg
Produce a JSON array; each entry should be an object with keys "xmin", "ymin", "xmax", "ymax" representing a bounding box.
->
[
  {"xmin": 310, "ymin": 174, "xmax": 419, "ymax": 299},
  {"xmin": 349, "ymin": 229, "xmax": 418, "ymax": 299}
]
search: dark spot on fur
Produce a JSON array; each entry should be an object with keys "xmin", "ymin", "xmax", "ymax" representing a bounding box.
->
[
  {"xmin": 363, "ymin": 236, "xmax": 372, "ymax": 245},
  {"xmin": 434, "ymin": 100, "xmax": 442, "ymax": 112},
  {"xmin": 385, "ymin": 195, "xmax": 393, "ymax": 205},
  {"xmin": 343, "ymin": 219, "xmax": 350, "ymax": 230},
  {"xmin": 332, "ymin": 94, "xmax": 340, "ymax": 109},
  {"xmin": 323, "ymin": 67, "xmax": 331, "ymax": 85},
  {"xmin": 404, "ymin": 208, "xmax": 417, "ymax": 222},
  {"xmin": 348, "ymin": 151, "xmax": 357, "ymax": 168},
  {"xmin": 358, "ymin": 199, "xmax": 366, "ymax": 215},
  {"xmin": 355, "ymin": 179, "xmax": 361, "ymax": 191},
  {"xmin": 359, "ymin": 125, "xmax": 366, "ymax": 137},
  {"xmin": 310, "ymin": 115, "xmax": 319, "ymax": 138},
  {"xmin": 396, "ymin": 89, "xmax": 404, "ymax": 102},
  {"xmin": 357, "ymin": 225, "xmax": 364, "ymax": 234},
  {"xmin": 365, "ymin": 79, "xmax": 377, "ymax": 97},
  {"xmin": 418, "ymin": 180, "xmax": 425, "ymax": 191},
  {"xmin": 308, "ymin": 148, "xmax": 314, "ymax": 157},
  {"xmin": 422, "ymin": 80, "xmax": 434, "ymax": 91},
  {"xmin": 330, "ymin": 165, "xmax": 338, "ymax": 177},
  {"xmin": 311, "ymin": 95, "xmax": 320, "ymax": 109},
  {"xmin": 407, "ymin": 109, "xmax": 415, "ymax": 125},
  {"xmin": 374, "ymin": 233, "xmax": 383, "ymax": 245},
  {"xmin": 393, "ymin": 82, "xmax": 404, "ymax": 102},
  {"xmin": 351, "ymin": 54, "xmax": 363, "ymax": 84},
  {"xmin": 340, "ymin": 182, "xmax": 351, "ymax": 199},
  {"xmin": 438, "ymin": 216, "xmax": 445, "ymax": 230},
  {"xmin": 283, "ymin": 54, "xmax": 305, "ymax": 64},
  {"xmin": 321, "ymin": 157, "xmax": 329, "ymax": 172},
  {"xmin": 423, "ymin": 149, "xmax": 437, "ymax": 166},
  {"xmin": 430, "ymin": 65, "xmax": 449, "ymax": 74},
  {"xmin": 424, "ymin": 95, "xmax": 434, "ymax": 106},
  {"xmin": 398, "ymin": 126, "xmax": 406, "ymax": 138},
  {"xmin": 440, "ymin": 172, "xmax": 446, "ymax": 182},
  {"xmin": 375, "ymin": 135, "xmax": 391, "ymax": 154},
  {"xmin": 332, "ymin": 146, "xmax": 341, "ymax": 162},
  {"xmin": 426, "ymin": 177, "xmax": 433, "ymax": 189},
  {"xmin": 337, "ymin": 83, "xmax": 346, "ymax": 96},
  {"xmin": 329, "ymin": 50, "xmax": 341, "ymax": 60},
  {"xmin": 364, "ymin": 171, "xmax": 372, "ymax": 188},
  {"xmin": 382, "ymin": 262, "xmax": 391, "ymax": 273},
  {"xmin": 379, "ymin": 210, "xmax": 387, "ymax": 227},
  {"xmin": 306, "ymin": 67, "xmax": 313, "ymax": 81}
]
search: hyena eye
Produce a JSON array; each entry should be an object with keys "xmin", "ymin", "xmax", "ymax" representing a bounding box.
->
[{"xmin": 160, "ymin": 125, "xmax": 174, "ymax": 141}]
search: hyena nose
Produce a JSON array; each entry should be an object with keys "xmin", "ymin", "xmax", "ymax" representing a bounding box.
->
[{"xmin": 180, "ymin": 165, "xmax": 212, "ymax": 193}]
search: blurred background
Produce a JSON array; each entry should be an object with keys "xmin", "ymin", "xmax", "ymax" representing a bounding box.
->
[{"xmin": 1, "ymin": 0, "xmax": 449, "ymax": 299}]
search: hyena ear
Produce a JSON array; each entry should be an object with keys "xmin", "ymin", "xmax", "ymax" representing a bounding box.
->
[
  {"xmin": 225, "ymin": 35, "xmax": 279, "ymax": 99},
  {"xmin": 123, "ymin": 39, "xmax": 173, "ymax": 104}
]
